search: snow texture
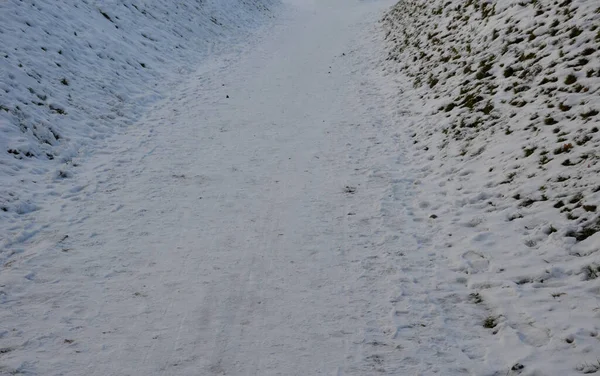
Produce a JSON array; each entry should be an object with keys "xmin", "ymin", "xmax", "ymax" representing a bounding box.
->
[
  {"xmin": 0, "ymin": 0, "xmax": 276, "ymax": 219},
  {"xmin": 1, "ymin": 0, "xmax": 599, "ymax": 375},
  {"xmin": 381, "ymin": 0, "xmax": 600, "ymax": 374}
]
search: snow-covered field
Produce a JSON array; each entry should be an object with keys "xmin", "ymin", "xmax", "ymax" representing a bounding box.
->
[{"xmin": 1, "ymin": 0, "xmax": 599, "ymax": 374}]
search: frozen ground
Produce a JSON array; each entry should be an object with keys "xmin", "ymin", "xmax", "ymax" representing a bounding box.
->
[
  {"xmin": 1, "ymin": 0, "xmax": 464, "ymax": 374},
  {"xmin": 382, "ymin": 0, "xmax": 600, "ymax": 374},
  {"xmin": 1, "ymin": 0, "xmax": 599, "ymax": 375},
  {"xmin": 0, "ymin": 0, "xmax": 276, "ymax": 218}
]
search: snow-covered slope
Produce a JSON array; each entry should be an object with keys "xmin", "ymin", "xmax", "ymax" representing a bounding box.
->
[
  {"xmin": 381, "ymin": 0, "xmax": 600, "ymax": 374},
  {"xmin": 0, "ymin": 0, "xmax": 277, "ymax": 220}
]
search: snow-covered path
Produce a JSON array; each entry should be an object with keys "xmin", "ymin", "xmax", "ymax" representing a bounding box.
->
[{"xmin": 1, "ymin": 1, "xmax": 491, "ymax": 375}]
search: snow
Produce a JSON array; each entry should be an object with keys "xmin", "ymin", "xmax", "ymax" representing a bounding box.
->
[
  {"xmin": 0, "ymin": 0, "xmax": 277, "ymax": 220},
  {"xmin": 1, "ymin": 0, "xmax": 599, "ymax": 375},
  {"xmin": 381, "ymin": 0, "xmax": 600, "ymax": 374}
]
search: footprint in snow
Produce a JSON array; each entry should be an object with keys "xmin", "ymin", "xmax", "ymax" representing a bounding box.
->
[{"xmin": 345, "ymin": 186, "xmax": 357, "ymax": 194}]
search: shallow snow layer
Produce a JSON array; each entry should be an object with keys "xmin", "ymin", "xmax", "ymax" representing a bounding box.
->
[
  {"xmin": 381, "ymin": 0, "xmax": 600, "ymax": 374},
  {"xmin": 2, "ymin": 0, "xmax": 599, "ymax": 374},
  {"xmin": 0, "ymin": 0, "xmax": 277, "ymax": 225}
]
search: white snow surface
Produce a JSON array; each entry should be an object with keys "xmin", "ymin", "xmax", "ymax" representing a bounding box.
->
[
  {"xmin": 380, "ymin": 1, "xmax": 600, "ymax": 374},
  {"xmin": 0, "ymin": 0, "xmax": 277, "ymax": 218},
  {"xmin": 2, "ymin": 0, "xmax": 600, "ymax": 375}
]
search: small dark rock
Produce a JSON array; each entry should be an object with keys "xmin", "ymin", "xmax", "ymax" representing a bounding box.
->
[{"xmin": 511, "ymin": 363, "xmax": 524, "ymax": 371}]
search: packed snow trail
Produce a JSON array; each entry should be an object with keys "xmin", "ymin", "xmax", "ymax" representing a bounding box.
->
[{"xmin": 0, "ymin": 0, "xmax": 497, "ymax": 375}]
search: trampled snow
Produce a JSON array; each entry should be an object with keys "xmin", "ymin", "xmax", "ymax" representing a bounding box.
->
[
  {"xmin": 1, "ymin": 0, "xmax": 599, "ymax": 375},
  {"xmin": 0, "ymin": 0, "xmax": 277, "ymax": 226}
]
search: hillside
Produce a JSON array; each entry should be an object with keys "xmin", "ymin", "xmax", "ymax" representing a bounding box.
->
[
  {"xmin": 381, "ymin": 0, "xmax": 600, "ymax": 374},
  {"xmin": 0, "ymin": 0, "xmax": 277, "ymax": 227}
]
